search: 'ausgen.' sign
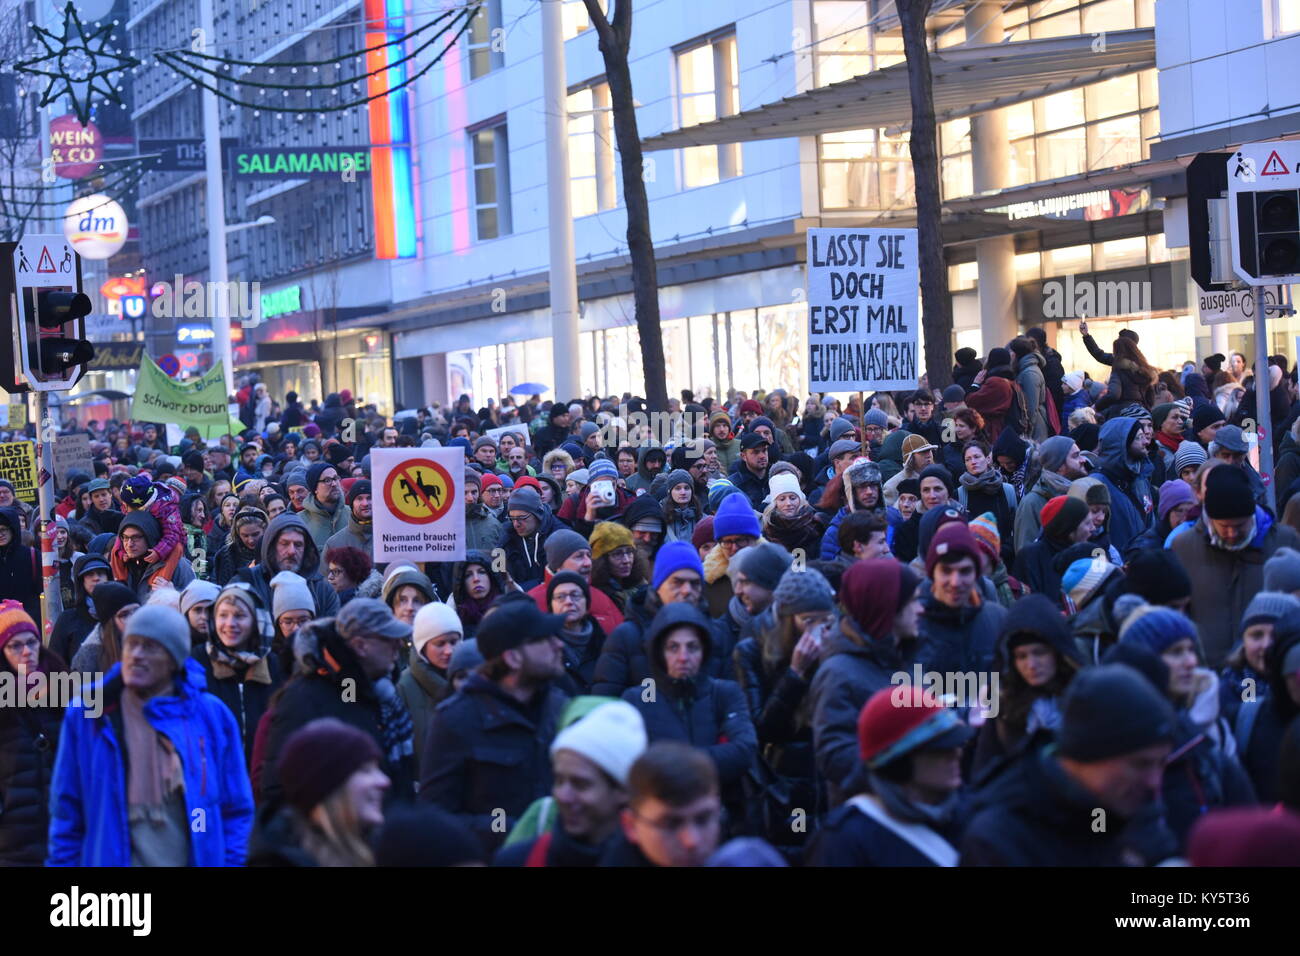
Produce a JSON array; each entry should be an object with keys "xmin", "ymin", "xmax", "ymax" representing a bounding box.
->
[{"xmin": 228, "ymin": 147, "xmax": 372, "ymax": 179}]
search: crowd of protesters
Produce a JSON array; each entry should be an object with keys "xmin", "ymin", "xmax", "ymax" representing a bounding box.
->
[{"xmin": 3, "ymin": 325, "xmax": 1300, "ymax": 868}]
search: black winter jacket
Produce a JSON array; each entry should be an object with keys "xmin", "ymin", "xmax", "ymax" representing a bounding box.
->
[
  {"xmin": 591, "ymin": 587, "xmax": 732, "ymax": 697},
  {"xmin": 501, "ymin": 508, "xmax": 561, "ymax": 591},
  {"xmin": 733, "ymin": 617, "xmax": 815, "ymax": 779},
  {"xmin": 418, "ymin": 672, "xmax": 568, "ymax": 854},
  {"xmin": 0, "ymin": 651, "xmax": 64, "ymax": 865},
  {"xmin": 233, "ymin": 511, "xmax": 340, "ymax": 619},
  {"xmin": 914, "ymin": 579, "xmax": 1005, "ymax": 677},
  {"xmin": 191, "ymin": 643, "xmax": 284, "ymax": 766}
]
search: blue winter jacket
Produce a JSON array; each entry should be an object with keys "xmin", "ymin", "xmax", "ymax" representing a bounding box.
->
[
  {"xmin": 1093, "ymin": 417, "xmax": 1153, "ymax": 555},
  {"xmin": 47, "ymin": 659, "xmax": 254, "ymax": 867}
]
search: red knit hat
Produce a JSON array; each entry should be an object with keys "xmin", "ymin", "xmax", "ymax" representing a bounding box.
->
[
  {"xmin": 479, "ymin": 473, "xmax": 503, "ymax": 491},
  {"xmin": 514, "ymin": 476, "xmax": 541, "ymax": 494},
  {"xmin": 925, "ymin": 522, "xmax": 982, "ymax": 577},
  {"xmin": 740, "ymin": 399, "xmax": 763, "ymax": 416},
  {"xmin": 0, "ymin": 600, "xmax": 38, "ymax": 652},
  {"xmin": 857, "ymin": 685, "xmax": 973, "ymax": 768}
]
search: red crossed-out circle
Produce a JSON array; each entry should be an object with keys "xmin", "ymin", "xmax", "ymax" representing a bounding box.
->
[{"xmin": 383, "ymin": 458, "xmax": 455, "ymax": 525}]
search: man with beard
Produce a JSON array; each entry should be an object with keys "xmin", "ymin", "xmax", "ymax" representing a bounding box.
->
[
  {"xmin": 1014, "ymin": 437, "xmax": 1088, "ymax": 552},
  {"xmin": 80, "ymin": 478, "xmax": 122, "ymax": 535},
  {"xmin": 1093, "ymin": 416, "xmax": 1155, "ymax": 556},
  {"xmin": 419, "ymin": 599, "xmax": 570, "ymax": 853},
  {"xmin": 234, "ymin": 511, "xmax": 340, "ymax": 619},
  {"xmin": 324, "ymin": 479, "xmax": 374, "ymax": 569},
  {"xmin": 301, "ymin": 462, "xmax": 349, "ymax": 552},
  {"xmin": 728, "ymin": 433, "xmax": 771, "ymax": 512}
]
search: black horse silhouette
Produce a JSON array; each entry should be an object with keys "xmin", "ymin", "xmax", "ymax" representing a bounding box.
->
[{"xmin": 400, "ymin": 469, "xmax": 442, "ymax": 511}]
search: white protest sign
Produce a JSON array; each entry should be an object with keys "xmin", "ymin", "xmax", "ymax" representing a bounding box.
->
[
  {"xmin": 52, "ymin": 432, "xmax": 92, "ymax": 486},
  {"xmin": 806, "ymin": 227, "xmax": 919, "ymax": 392},
  {"xmin": 1197, "ymin": 285, "xmax": 1283, "ymax": 325},
  {"xmin": 371, "ymin": 448, "xmax": 465, "ymax": 563},
  {"xmin": 486, "ymin": 423, "xmax": 529, "ymax": 446}
]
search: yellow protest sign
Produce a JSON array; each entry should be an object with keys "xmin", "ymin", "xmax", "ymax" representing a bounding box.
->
[{"xmin": 0, "ymin": 442, "xmax": 38, "ymax": 504}]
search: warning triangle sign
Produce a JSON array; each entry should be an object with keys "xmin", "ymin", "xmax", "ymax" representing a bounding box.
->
[
  {"xmin": 36, "ymin": 247, "xmax": 56, "ymax": 273},
  {"xmin": 1260, "ymin": 150, "xmax": 1290, "ymax": 176}
]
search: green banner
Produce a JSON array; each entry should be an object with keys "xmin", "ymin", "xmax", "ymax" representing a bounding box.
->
[{"xmin": 132, "ymin": 353, "xmax": 237, "ymax": 438}]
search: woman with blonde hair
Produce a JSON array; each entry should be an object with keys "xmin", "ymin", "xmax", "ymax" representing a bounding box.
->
[{"xmin": 249, "ymin": 717, "xmax": 390, "ymax": 867}]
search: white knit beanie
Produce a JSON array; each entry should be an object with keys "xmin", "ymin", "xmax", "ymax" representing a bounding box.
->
[
  {"xmin": 271, "ymin": 571, "xmax": 315, "ymax": 619},
  {"xmin": 413, "ymin": 600, "xmax": 464, "ymax": 654},
  {"xmin": 763, "ymin": 472, "xmax": 806, "ymax": 506},
  {"xmin": 549, "ymin": 699, "xmax": 647, "ymax": 787}
]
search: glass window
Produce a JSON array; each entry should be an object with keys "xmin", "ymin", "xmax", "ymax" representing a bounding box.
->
[
  {"xmin": 759, "ymin": 303, "xmax": 807, "ymax": 396},
  {"xmin": 1085, "ymin": 75, "xmax": 1139, "ymax": 121},
  {"xmin": 1082, "ymin": 0, "xmax": 1136, "ymax": 32},
  {"xmin": 1004, "ymin": 102, "xmax": 1035, "ymax": 141},
  {"xmin": 662, "ymin": 319, "xmax": 691, "ymax": 398},
  {"xmin": 1016, "ymin": 252, "xmax": 1042, "ymax": 284},
  {"xmin": 1043, "ymin": 244, "xmax": 1094, "ymax": 278},
  {"xmin": 1037, "ymin": 127, "xmax": 1087, "ymax": 180},
  {"xmin": 813, "ymin": 0, "xmax": 873, "ymax": 86},
  {"xmin": 1030, "ymin": 0, "xmax": 1081, "ymax": 38},
  {"xmin": 470, "ymin": 122, "xmax": 511, "ymax": 240},
  {"xmin": 466, "ymin": 0, "xmax": 503, "ymax": 80},
  {"xmin": 1096, "ymin": 236, "xmax": 1148, "ymax": 271},
  {"xmin": 729, "ymin": 309, "xmax": 760, "ymax": 394},
  {"xmin": 950, "ymin": 261, "xmax": 978, "ymax": 292},
  {"xmin": 677, "ymin": 31, "xmax": 742, "ymax": 188},
  {"xmin": 568, "ymin": 81, "xmax": 617, "ymax": 217},
  {"xmin": 689, "ymin": 315, "xmax": 717, "ymax": 399},
  {"xmin": 941, "ymin": 153, "xmax": 972, "ymax": 201},
  {"xmin": 1036, "ymin": 90, "xmax": 1085, "ymax": 132},
  {"xmin": 819, "ymin": 128, "xmax": 913, "ymax": 211},
  {"xmin": 1278, "ymin": 0, "xmax": 1300, "ymax": 35},
  {"xmin": 940, "ymin": 118, "xmax": 970, "ymax": 155},
  {"xmin": 563, "ymin": 0, "xmax": 606, "ymax": 41},
  {"xmin": 1088, "ymin": 114, "xmax": 1142, "ymax": 170}
]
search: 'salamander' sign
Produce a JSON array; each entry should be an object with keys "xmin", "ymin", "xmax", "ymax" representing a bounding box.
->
[{"xmin": 227, "ymin": 146, "xmax": 372, "ymax": 179}]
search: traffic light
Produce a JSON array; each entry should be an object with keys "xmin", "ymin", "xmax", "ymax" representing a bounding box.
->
[
  {"xmin": 1235, "ymin": 188, "xmax": 1300, "ymax": 281},
  {"xmin": 32, "ymin": 290, "xmax": 95, "ymax": 376}
]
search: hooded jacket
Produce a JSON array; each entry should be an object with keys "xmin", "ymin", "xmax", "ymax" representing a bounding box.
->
[
  {"xmin": 625, "ymin": 447, "xmax": 667, "ymax": 495},
  {"xmin": 115, "ymin": 511, "xmax": 197, "ymax": 603},
  {"xmin": 0, "ymin": 508, "xmax": 39, "ymax": 622},
  {"xmin": 323, "ymin": 509, "xmax": 373, "ymax": 570},
  {"xmin": 810, "ymin": 614, "xmax": 917, "ymax": 807},
  {"xmin": 301, "ymin": 489, "xmax": 349, "ymax": 551},
  {"xmin": 915, "ymin": 577, "xmax": 1006, "ymax": 678},
  {"xmin": 501, "ymin": 506, "xmax": 561, "ymax": 591},
  {"xmin": 233, "ymin": 511, "xmax": 340, "ymax": 621},
  {"xmin": 49, "ymin": 553, "xmax": 109, "ymax": 664},
  {"xmin": 733, "ymin": 609, "xmax": 817, "ymax": 780},
  {"xmin": 417, "ymin": 671, "xmax": 569, "ymax": 855},
  {"xmin": 1237, "ymin": 622, "xmax": 1300, "ymax": 802},
  {"xmin": 257, "ymin": 619, "xmax": 414, "ymax": 810},
  {"xmin": 620, "ymin": 603, "xmax": 757, "ymax": 787},
  {"xmin": 47, "ymin": 659, "xmax": 254, "ymax": 866},
  {"xmin": 1093, "ymin": 417, "xmax": 1154, "ymax": 555},
  {"xmin": 1171, "ymin": 508, "xmax": 1300, "ymax": 669},
  {"xmin": 965, "ymin": 374, "xmax": 1014, "ymax": 443},
  {"xmin": 314, "ymin": 393, "xmax": 345, "ymax": 438},
  {"xmin": 397, "ymin": 642, "xmax": 453, "ymax": 759},
  {"xmin": 465, "ymin": 499, "xmax": 504, "ymax": 555}
]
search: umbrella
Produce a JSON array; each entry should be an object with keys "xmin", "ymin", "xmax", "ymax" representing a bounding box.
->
[{"xmin": 509, "ymin": 382, "xmax": 548, "ymax": 396}]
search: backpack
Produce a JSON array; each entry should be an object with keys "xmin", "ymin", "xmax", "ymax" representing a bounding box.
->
[
  {"xmin": 958, "ymin": 483, "xmax": 1017, "ymax": 516},
  {"xmin": 1004, "ymin": 381, "xmax": 1030, "ymax": 437}
]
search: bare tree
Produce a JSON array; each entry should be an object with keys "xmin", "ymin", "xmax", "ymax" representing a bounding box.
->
[
  {"xmin": 581, "ymin": 0, "xmax": 668, "ymax": 412},
  {"xmin": 896, "ymin": 0, "xmax": 952, "ymax": 389},
  {"xmin": 0, "ymin": 5, "xmax": 43, "ymax": 241}
]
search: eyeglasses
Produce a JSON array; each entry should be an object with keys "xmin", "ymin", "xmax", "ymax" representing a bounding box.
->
[
  {"xmin": 326, "ymin": 567, "xmax": 345, "ymax": 578},
  {"xmin": 120, "ymin": 533, "xmax": 146, "ymax": 543},
  {"xmin": 608, "ymin": 547, "xmax": 636, "ymax": 560},
  {"xmin": 507, "ymin": 514, "xmax": 533, "ymax": 525},
  {"xmin": 552, "ymin": 591, "xmax": 584, "ymax": 605},
  {"xmin": 320, "ymin": 475, "xmax": 342, "ymax": 484},
  {"xmin": 4, "ymin": 636, "xmax": 39, "ymax": 653},
  {"xmin": 719, "ymin": 536, "xmax": 755, "ymax": 548}
]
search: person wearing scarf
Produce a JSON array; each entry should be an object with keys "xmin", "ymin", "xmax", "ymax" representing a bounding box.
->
[
  {"xmin": 808, "ymin": 686, "xmax": 972, "ymax": 866},
  {"xmin": 991, "ymin": 428, "xmax": 1037, "ymax": 502},
  {"xmin": 0, "ymin": 508, "xmax": 39, "ymax": 623},
  {"xmin": 661, "ymin": 469, "xmax": 702, "ymax": 544},
  {"xmin": 194, "ymin": 582, "xmax": 283, "ymax": 765},
  {"xmin": 956, "ymin": 440, "xmax": 1018, "ymax": 565},
  {"xmin": 453, "ymin": 550, "xmax": 506, "ymax": 639},
  {"xmin": 398, "ymin": 601, "xmax": 463, "ymax": 757},
  {"xmin": 212, "ymin": 507, "xmax": 268, "ymax": 586},
  {"xmin": 545, "ymin": 571, "xmax": 607, "ymax": 696}
]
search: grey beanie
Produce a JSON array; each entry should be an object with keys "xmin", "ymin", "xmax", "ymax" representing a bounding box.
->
[
  {"xmin": 1038, "ymin": 436, "xmax": 1076, "ymax": 474},
  {"xmin": 1264, "ymin": 547, "xmax": 1300, "ymax": 593},
  {"xmin": 544, "ymin": 529, "xmax": 589, "ymax": 572},
  {"xmin": 829, "ymin": 417, "xmax": 856, "ymax": 441},
  {"xmin": 664, "ymin": 469, "xmax": 695, "ymax": 493},
  {"xmin": 449, "ymin": 637, "xmax": 484, "ymax": 675},
  {"xmin": 730, "ymin": 541, "xmax": 793, "ymax": 591},
  {"xmin": 123, "ymin": 605, "xmax": 192, "ymax": 670},
  {"xmin": 579, "ymin": 421, "xmax": 600, "ymax": 440},
  {"xmin": 773, "ymin": 567, "xmax": 834, "ymax": 616},
  {"xmin": 508, "ymin": 486, "xmax": 547, "ymax": 521},
  {"xmin": 271, "ymin": 570, "xmax": 316, "ymax": 619},
  {"xmin": 179, "ymin": 580, "xmax": 220, "ymax": 617},
  {"xmin": 1241, "ymin": 591, "xmax": 1300, "ymax": 632},
  {"xmin": 284, "ymin": 469, "xmax": 309, "ymax": 491},
  {"xmin": 863, "ymin": 409, "xmax": 889, "ymax": 429},
  {"xmin": 1172, "ymin": 441, "xmax": 1207, "ymax": 476}
]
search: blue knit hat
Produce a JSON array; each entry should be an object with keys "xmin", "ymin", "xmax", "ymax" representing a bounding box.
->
[
  {"xmin": 1119, "ymin": 605, "xmax": 1199, "ymax": 655},
  {"xmin": 707, "ymin": 478, "xmax": 742, "ymax": 513},
  {"xmin": 651, "ymin": 540, "xmax": 705, "ymax": 590},
  {"xmin": 713, "ymin": 492, "xmax": 760, "ymax": 539},
  {"xmin": 588, "ymin": 457, "xmax": 618, "ymax": 483}
]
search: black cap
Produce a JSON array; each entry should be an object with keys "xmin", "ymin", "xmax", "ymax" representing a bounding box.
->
[
  {"xmin": 476, "ymin": 600, "xmax": 565, "ymax": 660},
  {"xmin": 740, "ymin": 432, "xmax": 770, "ymax": 451}
]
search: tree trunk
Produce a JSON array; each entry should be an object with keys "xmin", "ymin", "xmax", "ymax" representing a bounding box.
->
[
  {"xmin": 897, "ymin": 0, "xmax": 953, "ymax": 390},
  {"xmin": 583, "ymin": 0, "xmax": 668, "ymax": 412}
]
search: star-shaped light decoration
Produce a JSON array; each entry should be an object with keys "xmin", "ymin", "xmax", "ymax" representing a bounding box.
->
[{"xmin": 14, "ymin": 2, "xmax": 140, "ymax": 125}]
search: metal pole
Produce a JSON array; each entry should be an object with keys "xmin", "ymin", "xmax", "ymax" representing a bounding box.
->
[
  {"xmin": 1253, "ymin": 294, "xmax": 1277, "ymax": 514},
  {"xmin": 36, "ymin": 391, "xmax": 62, "ymax": 641},
  {"xmin": 200, "ymin": 0, "xmax": 233, "ymax": 403},
  {"xmin": 541, "ymin": 0, "xmax": 581, "ymax": 402}
]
